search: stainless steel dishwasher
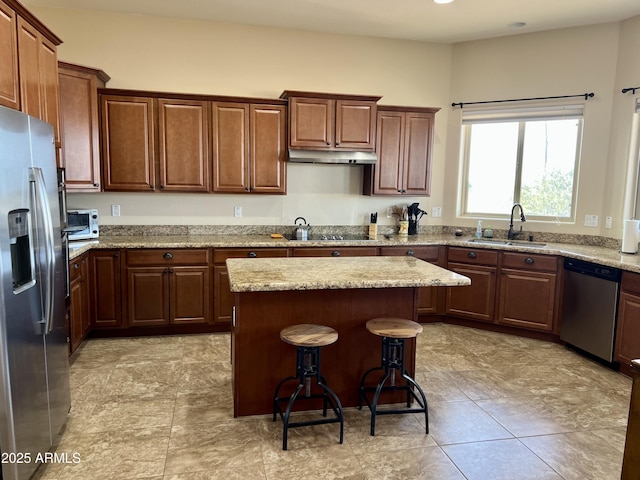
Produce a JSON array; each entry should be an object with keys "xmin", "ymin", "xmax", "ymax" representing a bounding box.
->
[{"xmin": 561, "ymin": 258, "xmax": 621, "ymax": 363}]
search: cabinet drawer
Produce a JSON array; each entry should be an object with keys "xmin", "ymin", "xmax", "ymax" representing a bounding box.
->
[
  {"xmin": 213, "ymin": 248, "xmax": 289, "ymax": 264},
  {"xmin": 293, "ymin": 247, "xmax": 378, "ymax": 257},
  {"xmin": 502, "ymin": 252, "xmax": 558, "ymax": 272},
  {"xmin": 126, "ymin": 249, "xmax": 209, "ymax": 266},
  {"xmin": 448, "ymin": 247, "xmax": 498, "ymax": 266},
  {"xmin": 622, "ymin": 271, "xmax": 640, "ymax": 296},
  {"xmin": 379, "ymin": 246, "xmax": 440, "ymax": 261}
]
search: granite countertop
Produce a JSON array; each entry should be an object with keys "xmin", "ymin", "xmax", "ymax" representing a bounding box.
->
[
  {"xmin": 225, "ymin": 256, "xmax": 472, "ymax": 292},
  {"xmin": 67, "ymin": 233, "xmax": 640, "ymax": 274}
]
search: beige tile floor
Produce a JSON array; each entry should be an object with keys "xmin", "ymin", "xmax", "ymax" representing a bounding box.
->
[{"xmin": 33, "ymin": 323, "xmax": 632, "ymax": 480}]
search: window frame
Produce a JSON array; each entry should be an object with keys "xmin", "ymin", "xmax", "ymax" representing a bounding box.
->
[{"xmin": 458, "ymin": 104, "xmax": 584, "ymax": 223}]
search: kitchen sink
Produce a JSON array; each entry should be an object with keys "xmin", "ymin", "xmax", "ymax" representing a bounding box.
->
[{"xmin": 467, "ymin": 238, "xmax": 546, "ymax": 248}]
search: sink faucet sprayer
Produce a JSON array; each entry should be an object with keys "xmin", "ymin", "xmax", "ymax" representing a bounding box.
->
[{"xmin": 508, "ymin": 203, "xmax": 526, "ymax": 240}]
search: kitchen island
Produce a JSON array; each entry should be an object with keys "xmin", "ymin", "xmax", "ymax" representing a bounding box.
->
[{"xmin": 226, "ymin": 256, "xmax": 470, "ymax": 416}]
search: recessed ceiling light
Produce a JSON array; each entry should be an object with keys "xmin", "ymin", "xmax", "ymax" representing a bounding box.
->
[
  {"xmin": 434, "ymin": 0, "xmax": 454, "ymax": 4},
  {"xmin": 508, "ymin": 21, "xmax": 527, "ymax": 28}
]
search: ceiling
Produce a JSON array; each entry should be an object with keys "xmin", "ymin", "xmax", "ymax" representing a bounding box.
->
[{"xmin": 23, "ymin": 0, "xmax": 640, "ymax": 43}]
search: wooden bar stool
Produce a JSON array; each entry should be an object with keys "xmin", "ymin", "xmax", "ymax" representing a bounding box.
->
[
  {"xmin": 273, "ymin": 324, "xmax": 344, "ymax": 450},
  {"xmin": 358, "ymin": 317, "xmax": 428, "ymax": 436}
]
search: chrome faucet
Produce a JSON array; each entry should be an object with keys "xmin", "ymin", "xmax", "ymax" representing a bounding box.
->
[{"xmin": 508, "ymin": 203, "xmax": 526, "ymax": 240}]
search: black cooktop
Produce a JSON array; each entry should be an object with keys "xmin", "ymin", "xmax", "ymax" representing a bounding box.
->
[{"xmin": 284, "ymin": 234, "xmax": 375, "ymax": 241}]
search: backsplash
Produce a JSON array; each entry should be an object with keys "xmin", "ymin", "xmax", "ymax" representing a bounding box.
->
[{"xmin": 100, "ymin": 224, "xmax": 622, "ymax": 249}]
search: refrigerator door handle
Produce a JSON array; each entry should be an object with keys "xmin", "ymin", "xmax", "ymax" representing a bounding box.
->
[{"xmin": 30, "ymin": 167, "xmax": 56, "ymax": 334}]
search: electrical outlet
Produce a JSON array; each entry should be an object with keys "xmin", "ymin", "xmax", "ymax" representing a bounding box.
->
[
  {"xmin": 234, "ymin": 206, "xmax": 242, "ymax": 218},
  {"xmin": 111, "ymin": 204, "xmax": 120, "ymax": 217},
  {"xmin": 605, "ymin": 216, "xmax": 612, "ymax": 229},
  {"xmin": 386, "ymin": 207, "xmax": 393, "ymax": 218},
  {"xmin": 584, "ymin": 214, "xmax": 598, "ymax": 227},
  {"xmin": 431, "ymin": 207, "xmax": 442, "ymax": 218}
]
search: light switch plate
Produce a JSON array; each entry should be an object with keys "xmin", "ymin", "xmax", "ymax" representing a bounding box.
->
[
  {"xmin": 111, "ymin": 204, "xmax": 120, "ymax": 217},
  {"xmin": 431, "ymin": 207, "xmax": 442, "ymax": 218},
  {"xmin": 234, "ymin": 206, "xmax": 242, "ymax": 218},
  {"xmin": 605, "ymin": 216, "xmax": 612, "ymax": 229}
]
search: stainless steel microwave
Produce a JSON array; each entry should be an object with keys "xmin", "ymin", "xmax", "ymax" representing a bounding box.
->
[{"xmin": 67, "ymin": 209, "xmax": 99, "ymax": 240}]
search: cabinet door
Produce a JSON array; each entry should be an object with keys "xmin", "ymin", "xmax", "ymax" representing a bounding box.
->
[
  {"xmin": 101, "ymin": 95, "xmax": 156, "ymax": 191},
  {"xmin": 69, "ymin": 256, "xmax": 89, "ymax": 353},
  {"xmin": 213, "ymin": 265, "xmax": 233, "ymax": 324},
  {"xmin": 158, "ymin": 99, "xmax": 210, "ymax": 192},
  {"xmin": 170, "ymin": 266, "xmax": 210, "ymax": 324},
  {"xmin": 615, "ymin": 291, "xmax": 640, "ymax": 366},
  {"xmin": 0, "ymin": 0, "xmax": 18, "ymax": 110},
  {"xmin": 38, "ymin": 36, "xmax": 60, "ymax": 148},
  {"xmin": 445, "ymin": 263, "xmax": 497, "ymax": 323},
  {"xmin": 335, "ymin": 100, "xmax": 376, "ymax": 151},
  {"xmin": 498, "ymin": 269, "xmax": 556, "ymax": 332},
  {"xmin": 289, "ymin": 97, "xmax": 333, "ymax": 149},
  {"xmin": 212, "ymin": 102, "xmax": 250, "ymax": 192},
  {"xmin": 16, "ymin": 16, "xmax": 40, "ymax": 118},
  {"xmin": 126, "ymin": 267, "xmax": 170, "ymax": 326},
  {"xmin": 59, "ymin": 66, "xmax": 102, "ymax": 191},
  {"xmin": 250, "ymin": 104, "xmax": 286, "ymax": 193},
  {"xmin": 402, "ymin": 112, "xmax": 434, "ymax": 195},
  {"xmin": 90, "ymin": 250, "xmax": 122, "ymax": 328},
  {"xmin": 369, "ymin": 110, "xmax": 404, "ymax": 194}
]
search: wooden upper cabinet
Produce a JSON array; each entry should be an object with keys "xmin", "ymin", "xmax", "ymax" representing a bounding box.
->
[
  {"xmin": 250, "ymin": 104, "xmax": 286, "ymax": 193},
  {"xmin": 58, "ymin": 62, "xmax": 109, "ymax": 191},
  {"xmin": 213, "ymin": 102, "xmax": 286, "ymax": 194},
  {"xmin": 0, "ymin": 0, "xmax": 19, "ymax": 110},
  {"xmin": 16, "ymin": 16, "xmax": 40, "ymax": 118},
  {"xmin": 101, "ymin": 94, "xmax": 156, "ymax": 191},
  {"xmin": 335, "ymin": 100, "xmax": 377, "ymax": 150},
  {"xmin": 364, "ymin": 106, "xmax": 439, "ymax": 196},
  {"xmin": 281, "ymin": 91, "xmax": 380, "ymax": 152},
  {"xmin": 212, "ymin": 102, "xmax": 250, "ymax": 192},
  {"xmin": 288, "ymin": 97, "xmax": 333, "ymax": 149},
  {"xmin": 158, "ymin": 98, "xmax": 210, "ymax": 192},
  {"xmin": 16, "ymin": 15, "xmax": 61, "ymax": 148}
]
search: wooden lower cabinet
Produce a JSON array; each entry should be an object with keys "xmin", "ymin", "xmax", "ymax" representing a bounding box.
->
[
  {"xmin": 124, "ymin": 249, "xmax": 210, "ymax": 326},
  {"xmin": 615, "ymin": 272, "xmax": 640, "ymax": 367},
  {"xmin": 69, "ymin": 254, "xmax": 90, "ymax": 353},
  {"xmin": 497, "ymin": 252, "xmax": 559, "ymax": 332},
  {"xmin": 90, "ymin": 249, "xmax": 122, "ymax": 329},
  {"xmin": 212, "ymin": 248, "xmax": 289, "ymax": 324},
  {"xmin": 445, "ymin": 262, "xmax": 497, "ymax": 323}
]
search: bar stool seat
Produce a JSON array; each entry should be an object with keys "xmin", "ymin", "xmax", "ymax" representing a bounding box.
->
[
  {"xmin": 359, "ymin": 317, "xmax": 428, "ymax": 436},
  {"xmin": 273, "ymin": 324, "xmax": 344, "ymax": 450}
]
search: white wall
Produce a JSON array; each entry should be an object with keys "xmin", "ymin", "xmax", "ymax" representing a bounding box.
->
[{"xmin": 29, "ymin": 6, "xmax": 640, "ymax": 237}]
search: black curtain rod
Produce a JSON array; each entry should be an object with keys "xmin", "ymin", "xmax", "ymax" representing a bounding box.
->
[
  {"xmin": 451, "ymin": 92, "xmax": 594, "ymax": 108},
  {"xmin": 622, "ymin": 87, "xmax": 640, "ymax": 94}
]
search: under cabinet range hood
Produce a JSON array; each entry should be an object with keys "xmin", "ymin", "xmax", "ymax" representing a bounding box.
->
[{"xmin": 288, "ymin": 148, "xmax": 378, "ymax": 165}]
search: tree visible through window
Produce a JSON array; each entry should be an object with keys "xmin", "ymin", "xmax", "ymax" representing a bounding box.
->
[{"xmin": 461, "ymin": 107, "xmax": 582, "ymax": 221}]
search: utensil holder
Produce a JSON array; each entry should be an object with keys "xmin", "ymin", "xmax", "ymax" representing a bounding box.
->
[
  {"xmin": 408, "ymin": 220, "xmax": 419, "ymax": 235},
  {"xmin": 398, "ymin": 220, "xmax": 409, "ymax": 236}
]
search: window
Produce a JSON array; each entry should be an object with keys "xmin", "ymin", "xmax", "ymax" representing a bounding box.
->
[{"xmin": 460, "ymin": 105, "xmax": 583, "ymax": 221}]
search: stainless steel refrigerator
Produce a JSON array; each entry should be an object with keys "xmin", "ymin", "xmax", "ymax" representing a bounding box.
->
[{"xmin": 0, "ymin": 106, "xmax": 71, "ymax": 479}]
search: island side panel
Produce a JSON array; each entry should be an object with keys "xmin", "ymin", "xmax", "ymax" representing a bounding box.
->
[{"xmin": 232, "ymin": 287, "xmax": 418, "ymax": 417}]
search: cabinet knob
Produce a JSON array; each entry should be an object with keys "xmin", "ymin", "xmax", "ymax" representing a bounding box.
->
[
  {"xmin": 150, "ymin": 184, "xmax": 155, "ymax": 190},
  {"xmin": 406, "ymin": 250, "xmax": 415, "ymax": 256},
  {"xmin": 245, "ymin": 187, "xmax": 250, "ymax": 191},
  {"xmin": 73, "ymin": 263, "xmax": 79, "ymax": 269},
  {"xmin": 524, "ymin": 257, "xmax": 534, "ymax": 264},
  {"xmin": 93, "ymin": 183, "xmax": 99, "ymax": 188},
  {"xmin": 467, "ymin": 251, "xmax": 477, "ymax": 259},
  {"xmin": 163, "ymin": 252, "xmax": 173, "ymax": 259},
  {"xmin": 159, "ymin": 185, "xmax": 165, "ymax": 190},
  {"xmin": 332, "ymin": 251, "xmax": 341, "ymax": 257},
  {"xmin": 248, "ymin": 252, "xmax": 257, "ymax": 258},
  {"xmin": 326, "ymin": 141, "xmax": 331, "ymax": 145}
]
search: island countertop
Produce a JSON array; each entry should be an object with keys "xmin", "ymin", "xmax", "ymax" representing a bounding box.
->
[{"xmin": 226, "ymin": 255, "xmax": 471, "ymax": 292}]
